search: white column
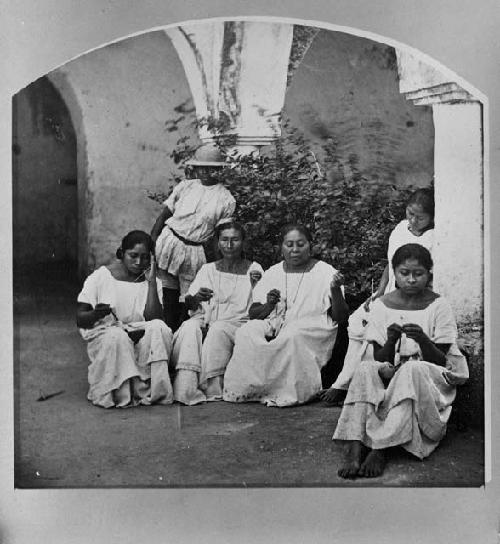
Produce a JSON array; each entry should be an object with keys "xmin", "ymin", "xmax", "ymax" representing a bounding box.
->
[
  {"xmin": 221, "ymin": 21, "xmax": 293, "ymax": 153},
  {"xmin": 165, "ymin": 21, "xmax": 293, "ymax": 154},
  {"xmin": 165, "ymin": 22, "xmax": 225, "ymax": 141},
  {"xmin": 395, "ymin": 48, "xmax": 484, "ymax": 324},
  {"xmin": 432, "ymin": 103, "xmax": 484, "ymax": 322}
]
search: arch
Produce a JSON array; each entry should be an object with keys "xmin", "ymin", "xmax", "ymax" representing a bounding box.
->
[
  {"xmin": 47, "ymin": 15, "xmax": 485, "ymax": 102},
  {"xmin": 47, "ymin": 70, "xmax": 90, "ymax": 280},
  {"xmin": 34, "ymin": 16, "xmax": 485, "ymax": 323}
]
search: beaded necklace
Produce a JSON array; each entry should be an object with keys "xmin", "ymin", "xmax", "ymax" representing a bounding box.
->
[{"xmin": 283, "ymin": 263, "xmax": 308, "ymax": 320}]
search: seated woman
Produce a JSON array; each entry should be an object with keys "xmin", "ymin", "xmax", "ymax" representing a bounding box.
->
[
  {"xmin": 77, "ymin": 230, "xmax": 174, "ymax": 408},
  {"xmin": 334, "ymin": 243, "xmax": 468, "ymax": 479},
  {"xmin": 222, "ymin": 224, "xmax": 349, "ymax": 407},
  {"xmin": 171, "ymin": 220, "xmax": 264, "ymax": 405},
  {"xmin": 320, "ymin": 187, "xmax": 435, "ymax": 406}
]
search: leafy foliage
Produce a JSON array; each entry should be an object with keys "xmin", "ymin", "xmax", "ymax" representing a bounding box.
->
[{"xmin": 147, "ymin": 116, "xmax": 415, "ymax": 308}]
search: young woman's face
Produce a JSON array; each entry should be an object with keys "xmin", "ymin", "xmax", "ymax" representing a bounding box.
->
[
  {"xmin": 122, "ymin": 243, "xmax": 151, "ymax": 277},
  {"xmin": 406, "ymin": 203, "xmax": 433, "ymax": 235},
  {"xmin": 217, "ymin": 227, "xmax": 243, "ymax": 259},
  {"xmin": 394, "ymin": 258, "xmax": 430, "ymax": 295},
  {"xmin": 282, "ymin": 230, "xmax": 311, "ymax": 267}
]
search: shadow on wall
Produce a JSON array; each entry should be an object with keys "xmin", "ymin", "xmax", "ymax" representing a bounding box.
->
[
  {"xmin": 284, "ymin": 29, "xmax": 434, "ymax": 188},
  {"xmin": 12, "ymin": 76, "xmax": 78, "ymax": 275}
]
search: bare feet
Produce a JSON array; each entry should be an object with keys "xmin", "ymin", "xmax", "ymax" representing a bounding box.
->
[
  {"xmin": 318, "ymin": 388, "xmax": 347, "ymax": 406},
  {"xmin": 337, "ymin": 441, "xmax": 369, "ymax": 479},
  {"xmin": 358, "ymin": 449, "xmax": 386, "ymax": 478}
]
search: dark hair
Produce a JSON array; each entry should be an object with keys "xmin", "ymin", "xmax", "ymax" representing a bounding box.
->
[
  {"xmin": 116, "ymin": 230, "xmax": 154, "ymax": 259},
  {"xmin": 407, "ymin": 187, "xmax": 435, "ymax": 219},
  {"xmin": 215, "ymin": 220, "xmax": 246, "ymax": 240},
  {"xmin": 280, "ymin": 223, "xmax": 313, "ymax": 244},
  {"xmin": 392, "ymin": 243, "xmax": 433, "ymax": 272}
]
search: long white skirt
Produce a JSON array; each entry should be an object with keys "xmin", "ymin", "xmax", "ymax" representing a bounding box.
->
[
  {"xmin": 171, "ymin": 316, "xmax": 241, "ymax": 405},
  {"xmin": 223, "ymin": 317, "xmax": 337, "ymax": 407},
  {"xmin": 84, "ymin": 319, "xmax": 174, "ymax": 408},
  {"xmin": 333, "ymin": 359, "xmax": 457, "ymax": 459},
  {"xmin": 332, "ymin": 304, "xmax": 370, "ymax": 390}
]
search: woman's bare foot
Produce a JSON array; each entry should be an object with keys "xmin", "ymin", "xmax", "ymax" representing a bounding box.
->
[
  {"xmin": 319, "ymin": 388, "xmax": 347, "ymax": 406},
  {"xmin": 378, "ymin": 362, "xmax": 395, "ymax": 381},
  {"xmin": 358, "ymin": 449, "xmax": 386, "ymax": 478},
  {"xmin": 337, "ymin": 441, "xmax": 369, "ymax": 479}
]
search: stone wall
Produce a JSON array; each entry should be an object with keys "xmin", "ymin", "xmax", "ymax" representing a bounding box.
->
[
  {"xmin": 284, "ymin": 29, "xmax": 434, "ymax": 188},
  {"xmin": 49, "ymin": 30, "xmax": 199, "ymax": 275}
]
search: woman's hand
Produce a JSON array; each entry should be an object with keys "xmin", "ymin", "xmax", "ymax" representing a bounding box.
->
[
  {"xmin": 266, "ymin": 289, "xmax": 281, "ymax": 307},
  {"xmin": 144, "ymin": 255, "xmax": 157, "ymax": 283},
  {"xmin": 196, "ymin": 287, "xmax": 214, "ymax": 302},
  {"xmin": 94, "ymin": 303, "xmax": 113, "ymax": 320},
  {"xmin": 401, "ymin": 323, "xmax": 428, "ymax": 344},
  {"xmin": 249, "ymin": 270, "xmax": 262, "ymax": 287},
  {"xmin": 330, "ymin": 271, "xmax": 344, "ymax": 289},
  {"xmin": 329, "ymin": 272, "xmax": 349, "ymax": 324},
  {"xmin": 387, "ymin": 323, "xmax": 403, "ymax": 343}
]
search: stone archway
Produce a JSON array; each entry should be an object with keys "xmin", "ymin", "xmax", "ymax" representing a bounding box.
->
[
  {"xmin": 47, "ymin": 71, "xmax": 90, "ymax": 281},
  {"xmin": 12, "ymin": 76, "xmax": 79, "ymax": 276}
]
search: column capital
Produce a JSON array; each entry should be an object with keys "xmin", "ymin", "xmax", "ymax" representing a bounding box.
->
[
  {"xmin": 166, "ymin": 21, "xmax": 293, "ymax": 155},
  {"xmin": 395, "ymin": 49, "xmax": 480, "ymax": 105}
]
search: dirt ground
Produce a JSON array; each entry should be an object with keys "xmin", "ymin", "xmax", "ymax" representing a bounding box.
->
[{"xmin": 14, "ymin": 264, "xmax": 485, "ymax": 488}]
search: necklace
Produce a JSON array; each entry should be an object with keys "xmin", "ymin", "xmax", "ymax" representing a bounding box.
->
[
  {"xmin": 284, "ymin": 265, "xmax": 307, "ymax": 319},
  {"xmin": 212, "ymin": 265, "xmax": 242, "ymax": 323}
]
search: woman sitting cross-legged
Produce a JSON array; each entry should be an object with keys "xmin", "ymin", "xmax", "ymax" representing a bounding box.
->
[
  {"xmin": 171, "ymin": 220, "xmax": 264, "ymax": 405},
  {"xmin": 77, "ymin": 230, "xmax": 174, "ymax": 408},
  {"xmin": 222, "ymin": 223, "xmax": 350, "ymax": 407},
  {"xmin": 333, "ymin": 243, "xmax": 468, "ymax": 479},
  {"xmin": 319, "ymin": 187, "xmax": 435, "ymax": 406}
]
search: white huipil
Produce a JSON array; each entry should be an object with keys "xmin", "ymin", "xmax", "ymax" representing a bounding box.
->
[
  {"xmin": 171, "ymin": 261, "xmax": 264, "ymax": 405},
  {"xmin": 332, "ymin": 220, "xmax": 435, "ymax": 391},
  {"xmin": 78, "ymin": 266, "xmax": 174, "ymax": 408},
  {"xmin": 333, "ymin": 297, "xmax": 468, "ymax": 459},
  {"xmin": 155, "ymin": 179, "xmax": 236, "ymax": 297},
  {"xmin": 223, "ymin": 260, "xmax": 340, "ymax": 407}
]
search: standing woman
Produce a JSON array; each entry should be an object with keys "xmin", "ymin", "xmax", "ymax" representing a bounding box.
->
[
  {"xmin": 151, "ymin": 144, "xmax": 236, "ymax": 330},
  {"xmin": 334, "ymin": 244, "xmax": 468, "ymax": 479},
  {"xmin": 170, "ymin": 220, "xmax": 264, "ymax": 405},
  {"xmin": 77, "ymin": 230, "xmax": 174, "ymax": 408},
  {"xmin": 321, "ymin": 187, "xmax": 435, "ymax": 405},
  {"xmin": 223, "ymin": 224, "xmax": 349, "ymax": 407}
]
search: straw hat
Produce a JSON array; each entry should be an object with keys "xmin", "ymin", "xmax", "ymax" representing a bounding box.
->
[{"xmin": 185, "ymin": 143, "xmax": 226, "ymax": 167}]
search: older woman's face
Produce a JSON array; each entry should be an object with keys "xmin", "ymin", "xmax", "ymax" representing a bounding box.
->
[
  {"xmin": 282, "ymin": 230, "xmax": 311, "ymax": 267},
  {"xmin": 218, "ymin": 227, "xmax": 243, "ymax": 259}
]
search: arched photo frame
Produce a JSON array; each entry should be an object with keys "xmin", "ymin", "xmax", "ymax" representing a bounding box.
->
[{"xmin": 1, "ymin": 2, "xmax": 498, "ymax": 540}]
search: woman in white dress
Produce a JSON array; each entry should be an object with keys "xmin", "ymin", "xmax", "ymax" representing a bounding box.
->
[
  {"xmin": 222, "ymin": 224, "xmax": 350, "ymax": 407},
  {"xmin": 171, "ymin": 220, "xmax": 264, "ymax": 405},
  {"xmin": 320, "ymin": 187, "xmax": 435, "ymax": 405},
  {"xmin": 334, "ymin": 244, "xmax": 468, "ymax": 479},
  {"xmin": 77, "ymin": 230, "xmax": 174, "ymax": 408},
  {"xmin": 151, "ymin": 144, "xmax": 236, "ymax": 331}
]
